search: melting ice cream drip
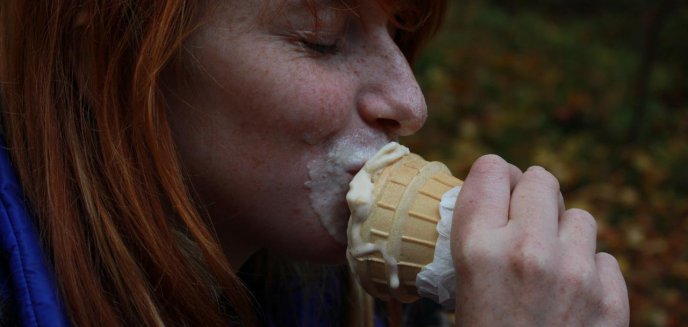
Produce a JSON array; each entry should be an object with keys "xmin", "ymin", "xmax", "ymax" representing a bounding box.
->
[{"xmin": 346, "ymin": 142, "xmax": 409, "ymax": 289}]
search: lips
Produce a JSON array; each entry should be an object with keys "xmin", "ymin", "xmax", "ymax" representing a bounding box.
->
[
  {"xmin": 305, "ymin": 133, "xmax": 391, "ymax": 244},
  {"xmin": 340, "ymin": 147, "xmax": 380, "ymax": 176},
  {"xmin": 345, "ymin": 163, "xmax": 365, "ymax": 177}
]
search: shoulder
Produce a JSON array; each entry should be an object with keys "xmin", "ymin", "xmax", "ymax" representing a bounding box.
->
[
  {"xmin": 0, "ymin": 260, "xmax": 19, "ymax": 326},
  {"xmin": 0, "ymin": 140, "xmax": 70, "ymax": 327}
]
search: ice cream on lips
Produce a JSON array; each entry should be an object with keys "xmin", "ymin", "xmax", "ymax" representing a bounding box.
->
[{"xmin": 305, "ymin": 132, "xmax": 388, "ymax": 244}]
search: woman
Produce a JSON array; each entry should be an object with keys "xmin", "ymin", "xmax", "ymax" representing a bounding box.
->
[{"xmin": 0, "ymin": 0, "xmax": 629, "ymax": 326}]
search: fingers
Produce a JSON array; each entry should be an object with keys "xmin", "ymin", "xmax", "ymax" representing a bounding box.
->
[
  {"xmin": 509, "ymin": 166, "xmax": 561, "ymax": 238},
  {"xmin": 596, "ymin": 253, "xmax": 631, "ymax": 326},
  {"xmin": 451, "ymin": 156, "xmax": 629, "ymax": 326},
  {"xmin": 559, "ymin": 208, "xmax": 597, "ymax": 259},
  {"xmin": 454, "ymin": 155, "xmax": 522, "ymax": 236}
]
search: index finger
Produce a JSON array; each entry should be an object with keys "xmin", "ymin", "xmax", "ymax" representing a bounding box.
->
[{"xmin": 453, "ymin": 154, "xmax": 522, "ymax": 237}]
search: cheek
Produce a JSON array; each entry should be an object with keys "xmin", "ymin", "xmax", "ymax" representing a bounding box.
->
[
  {"xmin": 286, "ymin": 82, "xmax": 353, "ymax": 144},
  {"xmin": 194, "ymin": 41, "xmax": 355, "ymax": 144},
  {"xmin": 172, "ymin": 30, "xmax": 368, "ymax": 260}
]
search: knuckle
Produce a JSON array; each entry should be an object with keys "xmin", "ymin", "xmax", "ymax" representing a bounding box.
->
[
  {"xmin": 454, "ymin": 237, "xmax": 501, "ymax": 276},
  {"xmin": 525, "ymin": 165, "xmax": 560, "ymax": 191},
  {"xmin": 597, "ymin": 252, "xmax": 619, "ymax": 267},
  {"xmin": 509, "ymin": 241, "xmax": 553, "ymax": 279},
  {"xmin": 564, "ymin": 208, "xmax": 597, "ymax": 231},
  {"xmin": 561, "ymin": 261, "xmax": 597, "ymax": 290},
  {"xmin": 458, "ymin": 237, "xmax": 499, "ymax": 262}
]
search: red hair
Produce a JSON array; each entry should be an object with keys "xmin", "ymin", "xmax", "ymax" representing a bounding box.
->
[{"xmin": 0, "ymin": 0, "xmax": 446, "ymax": 325}]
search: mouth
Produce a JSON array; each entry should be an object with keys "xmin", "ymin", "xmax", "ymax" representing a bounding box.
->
[
  {"xmin": 345, "ymin": 163, "xmax": 365, "ymax": 178},
  {"xmin": 305, "ymin": 137, "xmax": 390, "ymax": 244}
]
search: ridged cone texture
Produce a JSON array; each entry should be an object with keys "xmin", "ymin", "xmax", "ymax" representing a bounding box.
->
[{"xmin": 350, "ymin": 154, "xmax": 463, "ymax": 302}]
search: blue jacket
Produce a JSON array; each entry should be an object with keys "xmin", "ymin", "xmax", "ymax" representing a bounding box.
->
[
  {"xmin": 0, "ymin": 138, "xmax": 444, "ymax": 326},
  {"xmin": 0, "ymin": 140, "xmax": 71, "ymax": 326}
]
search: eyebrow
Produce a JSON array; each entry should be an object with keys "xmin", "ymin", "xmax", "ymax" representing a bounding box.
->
[
  {"xmin": 282, "ymin": 0, "xmax": 356, "ymax": 12},
  {"xmin": 266, "ymin": 0, "xmax": 355, "ymax": 25}
]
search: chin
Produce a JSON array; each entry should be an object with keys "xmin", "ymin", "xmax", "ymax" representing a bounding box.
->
[
  {"xmin": 279, "ymin": 230, "xmax": 349, "ymax": 265},
  {"xmin": 296, "ymin": 233, "xmax": 349, "ymax": 265},
  {"xmin": 270, "ymin": 199, "xmax": 352, "ymax": 264},
  {"xmin": 316, "ymin": 235, "xmax": 349, "ymax": 264}
]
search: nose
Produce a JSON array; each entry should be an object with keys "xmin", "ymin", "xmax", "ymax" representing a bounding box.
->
[{"xmin": 356, "ymin": 40, "xmax": 428, "ymax": 137}]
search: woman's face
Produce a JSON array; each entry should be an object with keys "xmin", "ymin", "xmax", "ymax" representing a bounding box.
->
[{"xmin": 166, "ymin": 0, "xmax": 427, "ymax": 266}]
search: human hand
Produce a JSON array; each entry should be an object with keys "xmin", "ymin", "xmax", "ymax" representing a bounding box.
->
[{"xmin": 451, "ymin": 155, "xmax": 629, "ymax": 326}]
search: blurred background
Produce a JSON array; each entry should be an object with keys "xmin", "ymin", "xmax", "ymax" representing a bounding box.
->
[{"xmin": 404, "ymin": 1, "xmax": 688, "ymax": 326}]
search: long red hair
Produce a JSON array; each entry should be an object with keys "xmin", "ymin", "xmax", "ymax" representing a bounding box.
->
[{"xmin": 0, "ymin": 0, "xmax": 446, "ymax": 326}]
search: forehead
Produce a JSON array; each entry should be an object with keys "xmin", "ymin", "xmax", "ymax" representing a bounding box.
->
[
  {"xmin": 216, "ymin": 0, "xmax": 354, "ymax": 24},
  {"xmin": 261, "ymin": 0, "xmax": 358, "ymax": 18},
  {"xmin": 224, "ymin": 0, "xmax": 357, "ymax": 34},
  {"xmin": 217, "ymin": 0, "xmax": 405, "ymax": 25},
  {"xmin": 280, "ymin": 0, "xmax": 356, "ymax": 9}
]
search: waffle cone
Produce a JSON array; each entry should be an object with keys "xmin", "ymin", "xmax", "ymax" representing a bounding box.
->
[{"xmin": 349, "ymin": 154, "xmax": 463, "ymax": 302}]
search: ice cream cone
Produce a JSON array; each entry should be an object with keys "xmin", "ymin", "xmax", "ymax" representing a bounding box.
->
[{"xmin": 348, "ymin": 153, "xmax": 463, "ymax": 303}]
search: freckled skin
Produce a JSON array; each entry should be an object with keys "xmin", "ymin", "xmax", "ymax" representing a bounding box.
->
[
  {"xmin": 164, "ymin": 0, "xmax": 426, "ymax": 266},
  {"xmin": 160, "ymin": 2, "xmax": 630, "ymax": 324}
]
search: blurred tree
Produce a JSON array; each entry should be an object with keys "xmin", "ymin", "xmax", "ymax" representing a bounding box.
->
[
  {"xmin": 409, "ymin": 1, "xmax": 688, "ymax": 325},
  {"xmin": 631, "ymin": 0, "xmax": 677, "ymax": 141}
]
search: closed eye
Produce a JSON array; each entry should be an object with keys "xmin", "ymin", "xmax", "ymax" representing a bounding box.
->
[{"xmin": 300, "ymin": 40, "xmax": 340, "ymax": 55}]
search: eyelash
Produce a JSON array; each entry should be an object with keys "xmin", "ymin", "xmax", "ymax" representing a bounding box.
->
[{"xmin": 300, "ymin": 40, "xmax": 340, "ymax": 55}]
